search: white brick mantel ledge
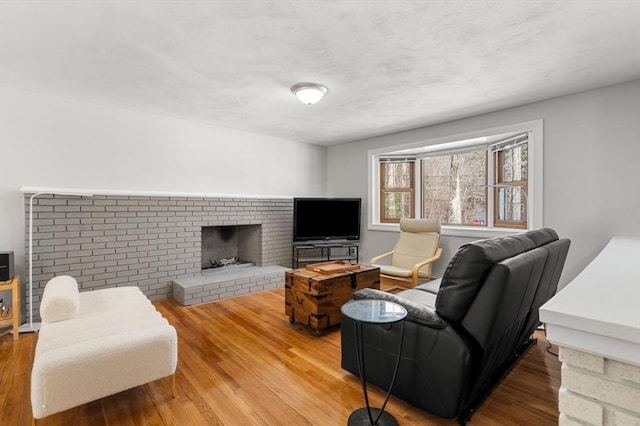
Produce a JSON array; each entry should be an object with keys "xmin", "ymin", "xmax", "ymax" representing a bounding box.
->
[{"xmin": 540, "ymin": 237, "xmax": 640, "ymax": 366}]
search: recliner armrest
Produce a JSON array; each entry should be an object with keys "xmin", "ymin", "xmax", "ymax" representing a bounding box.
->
[{"xmin": 353, "ymin": 288, "xmax": 447, "ymax": 329}]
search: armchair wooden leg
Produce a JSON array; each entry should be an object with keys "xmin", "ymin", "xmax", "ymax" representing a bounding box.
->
[
  {"xmin": 380, "ymin": 276, "xmax": 415, "ymax": 293},
  {"xmin": 171, "ymin": 373, "xmax": 177, "ymax": 398},
  {"xmin": 381, "ymin": 284, "xmax": 404, "ymax": 294}
]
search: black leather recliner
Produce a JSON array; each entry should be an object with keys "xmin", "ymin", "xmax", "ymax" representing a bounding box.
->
[{"xmin": 341, "ymin": 228, "xmax": 570, "ymax": 423}]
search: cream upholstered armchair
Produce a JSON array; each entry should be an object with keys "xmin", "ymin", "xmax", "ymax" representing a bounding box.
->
[{"xmin": 371, "ymin": 218, "xmax": 443, "ymax": 291}]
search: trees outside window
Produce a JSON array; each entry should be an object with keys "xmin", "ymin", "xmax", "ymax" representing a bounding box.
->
[{"xmin": 422, "ymin": 150, "xmax": 487, "ymax": 226}]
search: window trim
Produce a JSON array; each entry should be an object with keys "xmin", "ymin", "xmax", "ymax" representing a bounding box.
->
[{"xmin": 367, "ymin": 119, "xmax": 543, "ymax": 238}]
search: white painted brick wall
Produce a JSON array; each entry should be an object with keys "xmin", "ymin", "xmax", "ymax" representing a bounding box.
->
[
  {"xmin": 557, "ymin": 346, "xmax": 640, "ymax": 426},
  {"xmin": 25, "ymin": 194, "xmax": 293, "ymax": 319},
  {"xmin": 559, "ymin": 388, "xmax": 604, "ymax": 424},
  {"xmin": 560, "ymin": 413, "xmax": 591, "ymax": 426},
  {"xmin": 177, "ymin": 270, "xmax": 285, "ymax": 306}
]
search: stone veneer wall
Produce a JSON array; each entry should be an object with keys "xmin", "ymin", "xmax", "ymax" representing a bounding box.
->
[
  {"xmin": 558, "ymin": 347, "xmax": 640, "ymax": 425},
  {"xmin": 26, "ymin": 194, "xmax": 293, "ymax": 320}
]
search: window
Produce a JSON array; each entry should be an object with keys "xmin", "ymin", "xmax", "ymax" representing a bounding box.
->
[
  {"xmin": 368, "ymin": 120, "xmax": 542, "ymax": 236},
  {"xmin": 379, "ymin": 160, "xmax": 414, "ymax": 223},
  {"xmin": 493, "ymin": 136, "xmax": 528, "ymax": 229},
  {"xmin": 421, "ymin": 149, "xmax": 487, "ymax": 226}
]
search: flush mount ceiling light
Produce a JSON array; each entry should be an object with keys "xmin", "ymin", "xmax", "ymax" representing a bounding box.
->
[{"xmin": 291, "ymin": 82, "xmax": 328, "ymax": 105}]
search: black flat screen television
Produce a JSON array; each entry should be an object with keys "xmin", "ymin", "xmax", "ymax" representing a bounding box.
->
[{"xmin": 293, "ymin": 198, "xmax": 361, "ymax": 242}]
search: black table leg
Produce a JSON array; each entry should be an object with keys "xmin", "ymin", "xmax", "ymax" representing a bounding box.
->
[{"xmin": 348, "ymin": 320, "xmax": 405, "ymax": 426}]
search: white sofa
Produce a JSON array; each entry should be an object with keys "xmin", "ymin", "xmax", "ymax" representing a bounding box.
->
[{"xmin": 31, "ymin": 276, "xmax": 178, "ymax": 420}]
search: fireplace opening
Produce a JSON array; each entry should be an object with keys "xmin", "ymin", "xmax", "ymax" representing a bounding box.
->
[{"xmin": 201, "ymin": 225, "xmax": 261, "ymax": 271}]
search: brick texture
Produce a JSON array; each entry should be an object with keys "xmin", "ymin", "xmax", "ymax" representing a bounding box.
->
[
  {"xmin": 557, "ymin": 347, "xmax": 640, "ymax": 425},
  {"xmin": 176, "ymin": 270, "xmax": 283, "ymax": 306},
  {"xmin": 559, "ymin": 347, "xmax": 605, "ymax": 374},
  {"xmin": 25, "ymin": 194, "xmax": 293, "ymax": 320},
  {"xmin": 558, "ymin": 388, "xmax": 604, "ymax": 425}
]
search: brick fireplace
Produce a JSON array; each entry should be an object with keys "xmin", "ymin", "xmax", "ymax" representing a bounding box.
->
[{"xmin": 25, "ymin": 193, "xmax": 293, "ymax": 317}]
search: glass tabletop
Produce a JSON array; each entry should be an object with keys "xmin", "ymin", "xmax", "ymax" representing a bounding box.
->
[{"xmin": 341, "ymin": 299, "xmax": 407, "ymax": 324}]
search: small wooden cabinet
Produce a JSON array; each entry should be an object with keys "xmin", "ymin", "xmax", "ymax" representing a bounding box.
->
[
  {"xmin": 0, "ymin": 275, "xmax": 20, "ymax": 341},
  {"xmin": 285, "ymin": 265, "xmax": 379, "ymax": 334}
]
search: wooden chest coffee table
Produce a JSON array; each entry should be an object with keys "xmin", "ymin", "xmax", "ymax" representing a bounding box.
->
[{"xmin": 285, "ymin": 263, "xmax": 380, "ymax": 334}]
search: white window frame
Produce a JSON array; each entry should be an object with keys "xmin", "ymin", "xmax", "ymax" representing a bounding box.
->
[{"xmin": 368, "ymin": 120, "xmax": 543, "ymax": 238}]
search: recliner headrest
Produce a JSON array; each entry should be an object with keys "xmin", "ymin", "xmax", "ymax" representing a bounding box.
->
[
  {"xmin": 435, "ymin": 228, "xmax": 559, "ymax": 323},
  {"xmin": 400, "ymin": 218, "xmax": 441, "ymax": 233}
]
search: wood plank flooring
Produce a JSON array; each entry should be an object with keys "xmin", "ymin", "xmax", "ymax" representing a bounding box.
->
[{"xmin": 0, "ymin": 287, "xmax": 561, "ymax": 425}]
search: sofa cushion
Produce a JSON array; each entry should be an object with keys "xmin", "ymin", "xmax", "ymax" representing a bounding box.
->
[
  {"xmin": 415, "ymin": 278, "xmax": 442, "ymax": 294},
  {"xmin": 435, "ymin": 230, "xmax": 559, "ymax": 323},
  {"xmin": 379, "ymin": 265, "xmax": 413, "ymax": 278},
  {"xmin": 40, "ymin": 275, "xmax": 80, "ymax": 323},
  {"xmin": 395, "ymin": 288, "xmax": 437, "ymax": 310},
  {"xmin": 35, "ymin": 289, "xmax": 160, "ymax": 355}
]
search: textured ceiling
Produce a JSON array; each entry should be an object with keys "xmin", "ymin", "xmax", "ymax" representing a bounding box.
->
[{"xmin": 1, "ymin": 1, "xmax": 639, "ymax": 146}]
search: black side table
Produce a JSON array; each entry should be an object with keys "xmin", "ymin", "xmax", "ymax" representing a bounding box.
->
[{"xmin": 341, "ymin": 299, "xmax": 408, "ymax": 426}]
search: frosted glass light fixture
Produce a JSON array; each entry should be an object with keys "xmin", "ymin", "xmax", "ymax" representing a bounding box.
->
[{"xmin": 291, "ymin": 82, "xmax": 328, "ymax": 105}]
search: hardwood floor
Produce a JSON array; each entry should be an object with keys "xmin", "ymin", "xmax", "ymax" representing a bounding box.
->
[{"xmin": 0, "ymin": 287, "xmax": 561, "ymax": 425}]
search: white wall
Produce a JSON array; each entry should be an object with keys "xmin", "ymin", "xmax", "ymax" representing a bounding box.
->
[
  {"xmin": 327, "ymin": 80, "xmax": 640, "ymax": 288},
  {"xmin": 0, "ymin": 87, "xmax": 327, "ymax": 283}
]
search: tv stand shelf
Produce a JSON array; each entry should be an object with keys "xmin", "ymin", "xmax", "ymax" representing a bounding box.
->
[{"xmin": 293, "ymin": 242, "xmax": 359, "ymax": 269}]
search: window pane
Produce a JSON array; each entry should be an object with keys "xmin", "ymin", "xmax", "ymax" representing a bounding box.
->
[
  {"xmin": 495, "ymin": 142, "xmax": 528, "ymax": 228},
  {"xmin": 382, "ymin": 162, "xmax": 413, "ymax": 189},
  {"xmin": 421, "ymin": 150, "xmax": 487, "ymax": 226},
  {"xmin": 500, "ymin": 144, "xmax": 528, "ymax": 183},
  {"xmin": 497, "ymin": 187, "xmax": 526, "ymax": 222},
  {"xmin": 383, "ymin": 192, "xmax": 413, "ymax": 220},
  {"xmin": 384, "ymin": 174, "xmax": 393, "ymax": 188},
  {"xmin": 502, "ymin": 150, "xmax": 513, "ymax": 181}
]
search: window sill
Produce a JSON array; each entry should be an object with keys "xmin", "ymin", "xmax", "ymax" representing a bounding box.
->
[{"xmin": 368, "ymin": 223, "xmax": 527, "ymax": 238}]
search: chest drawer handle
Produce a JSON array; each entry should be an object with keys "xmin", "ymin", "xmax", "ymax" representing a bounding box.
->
[{"xmin": 296, "ymin": 296, "xmax": 304, "ymax": 304}]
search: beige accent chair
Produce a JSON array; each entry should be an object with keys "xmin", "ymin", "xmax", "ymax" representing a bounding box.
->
[{"xmin": 371, "ymin": 218, "xmax": 443, "ymax": 292}]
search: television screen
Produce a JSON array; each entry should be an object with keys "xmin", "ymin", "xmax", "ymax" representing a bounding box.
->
[{"xmin": 293, "ymin": 198, "xmax": 361, "ymax": 242}]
